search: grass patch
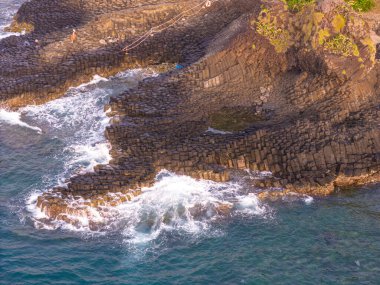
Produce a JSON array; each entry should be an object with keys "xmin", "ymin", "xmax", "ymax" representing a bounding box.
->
[
  {"xmin": 210, "ymin": 107, "xmax": 265, "ymax": 132},
  {"xmin": 345, "ymin": 0, "xmax": 375, "ymax": 12},
  {"xmin": 286, "ymin": 0, "xmax": 315, "ymax": 11},
  {"xmin": 256, "ymin": 21, "xmax": 291, "ymax": 53},
  {"xmin": 323, "ymin": 34, "xmax": 360, "ymax": 56},
  {"xmin": 285, "ymin": 0, "xmax": 375, "ymax": 12}
]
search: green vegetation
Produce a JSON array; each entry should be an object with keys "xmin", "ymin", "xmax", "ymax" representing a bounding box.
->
[
  {"xmin": 256, "ymin": 21, "xmax": 291, "ymax": 53},
  {"xmin": 255, "ymin": 9, "xmax": 291, "ymax": 53},
  {"xmin": 361, "ymin": 37, "xmax": 376, "ymax": 62},
  {"xmin": 285, "ymin": 0, "xmax": 375, "ymax": 12},
  {"xmin": 323, "ymin": 34, "xmax": 360, "ymax": 56},
  {"xmin": 318, "ymin": 29, "xmax": 331, "ymax": 45},
  {"xmin": 345, "ymin": 0, "xmax": 375, "ymax": 12},
  {"xmin": 210, "ymin": 108, "xmax": 265, "ymax": 132},
  {"xmin": 286, "ymin": 0, "xmax": 315, "ymax": 11}
]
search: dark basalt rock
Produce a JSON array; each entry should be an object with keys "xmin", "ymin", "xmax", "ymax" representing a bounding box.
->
[{"xmin": 1, "ymin": 0, "xmax": 379, "ymax": 224}]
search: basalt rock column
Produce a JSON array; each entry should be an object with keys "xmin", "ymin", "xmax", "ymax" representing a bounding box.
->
[{"xmin": 0, "ymin": 0, "xmax": 227, "ymax": 107}]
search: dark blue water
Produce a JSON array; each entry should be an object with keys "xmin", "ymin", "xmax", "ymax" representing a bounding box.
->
[{"xmin": 2, "ymin": 181, "xmax": 380, "ymax": 284}]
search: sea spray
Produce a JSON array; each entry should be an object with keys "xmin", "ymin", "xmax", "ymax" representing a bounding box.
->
[
  {"xmin": 0, "ymin": 30, "xmax": 22, "ymax": 40},
  {"xmin": 27, "ymin": 170, "xmax": 271, "ymax": 246},
  {"xmin": 0, "ymin": 109, "xmax": 42, "ymax": 134}
]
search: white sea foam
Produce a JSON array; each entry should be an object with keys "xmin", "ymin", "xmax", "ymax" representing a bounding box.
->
[
  {"xmin": 235, "ymin": 193, "xmax": 267, "ymax": 215},
  {"xmin": 27, "ymin": 170, "xmax": 271, "ymax": 245},
  {"xmin": 26, "ymin": 191, "xmax": 47, "ymax": 220},
  {"xmin": 118, "ymin": 171, "xmax": 239, "ymax": 244},
  {"xmin": 0, "ymin": 109, "xmax": 42, "ymax": 133},
  {"xmin": 11, "ymin": 69, "xmax": 151, "ymax": 178},
  {"xmin": 281, "ymin": 192, "xmax": 315, "ymax": 205},
  {"xmin": 76, "ymin": 75, "xmax": 108, "ymax": 89},
  {"xmin": 20, "ymin": 74, "xmax": 118, "ymax": 174},
  {"xmin": 67, "ymin": 142, "xmax": 112, "ymax": 173},
  {"xmin": 303, "ymin": 195, "xmax": 314, "ymax": 205},
  {"xmin": 0, "ymin": 30, "xmax": 21, "ymax": 40},
  {"xmin": 206, "ymin": 127, "xmax": 232, "ymax": 135},
  {"xmin": 22, "ymin": 75, "xmax": 111, "ymax": 130}
]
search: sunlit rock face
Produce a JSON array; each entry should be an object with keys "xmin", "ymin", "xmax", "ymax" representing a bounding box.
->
[{"xmin": 254, "ymin": 0, "xmax": 375, "ymax": 80}]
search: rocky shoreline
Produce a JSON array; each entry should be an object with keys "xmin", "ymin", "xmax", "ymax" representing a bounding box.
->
[{"xmin": 1, "ymin": 0, "xmax": 380, "ymax": 226}]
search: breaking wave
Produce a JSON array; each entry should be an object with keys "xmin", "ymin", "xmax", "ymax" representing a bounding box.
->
[
  {"xmin": 118, "ymin": 171, "xmax": 269, "ymax": 245},
  {"xmin": 0, "ymin": 30, "xmax": 22, "ymax": 40},
  {"xmin": 26, "ymin": 170, "xmax": 271, "ymax": 245},
  {"xmin": 0, "ymin": 109, "xmax": 42, "ymax": 133}
]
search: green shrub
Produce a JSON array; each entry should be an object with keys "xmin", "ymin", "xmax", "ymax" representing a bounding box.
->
[
  {"xmin": 324, "ymin": 34, "xmax": 360, "ymax": 56},
  {"xmin": 286, "ymin": 0, "xmax": 375, "ymax": 12},
  {"xmin": 256, "ymin": 19, "xmax": 291, "ymax": 53},
  {"xmin": 345, "ymin": 0, "xmax": 375, "ymax": 12},
  {"xmin": 286, "ymin": 0, "xmax": 315, "ymax": 11}
]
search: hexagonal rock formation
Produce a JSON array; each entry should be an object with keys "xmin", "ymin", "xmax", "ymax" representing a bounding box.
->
[
  {"xmin": 2, "ymin": 0, "xmax": 379, "ymax": 225},
  {"xmin": 1, "ymin": 0, "xmax": 232, "ymax": 107}
]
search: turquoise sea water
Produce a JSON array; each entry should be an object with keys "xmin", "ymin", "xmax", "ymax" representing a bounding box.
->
[{"xmin": 1, "ymin": 2, "xmax": 380, "ymax": 284}]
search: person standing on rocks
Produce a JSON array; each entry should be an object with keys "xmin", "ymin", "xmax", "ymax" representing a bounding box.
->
[{"xmin": 70, "ymin": 29, "xmax": 77, "ymax": 43}]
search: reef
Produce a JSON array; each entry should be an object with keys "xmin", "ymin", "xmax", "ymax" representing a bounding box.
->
[{"xmin": 1, "ymin": 0, "xmax": 380, "ymax": 225}]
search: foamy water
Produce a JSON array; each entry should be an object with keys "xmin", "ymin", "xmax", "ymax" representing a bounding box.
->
[
  {"xmin": 0, "ymin": 75, "xmax": 111, "ymax": 177},
  {"xmin": 21, "ymin": 75, "xmax": 113, "ymax": 175},
  {"xmin": 0, "ymin": 30, "xmax": 22, "ymax": 40},
  {"xmin": 206, "ymin": 127, "xmax": 232, "ymax": 135},
  {"xmin": 0, "ymin": 109, "xmax": 42, "ymax": 133},
  {"xmin": 0, "ymin": 70, "xmax": 152, "ymax": 176},
  {"xmin": 26, "ymin": 170, "xmax": 271, "ymax": 244},
  {"xmin": 118, "ymin": 171, "xmax": 268, "ymax": 245}
]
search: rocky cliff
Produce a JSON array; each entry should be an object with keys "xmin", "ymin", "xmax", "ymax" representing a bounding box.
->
[{"xmin": 1, "ymin": 0, "xmax": 379, "ymax": 226}]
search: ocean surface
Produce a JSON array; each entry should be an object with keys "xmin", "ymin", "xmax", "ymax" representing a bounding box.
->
[{"xmin": 1, "ymin": 2, "xmax": 380, "ymax": 284}]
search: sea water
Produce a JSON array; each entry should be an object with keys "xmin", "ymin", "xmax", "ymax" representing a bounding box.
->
[{"xmin": 1, "ymin": 3, "xmax": 380, "ymax": 285}]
